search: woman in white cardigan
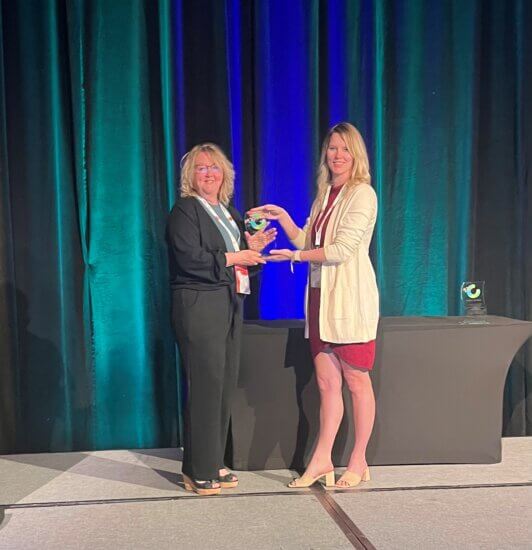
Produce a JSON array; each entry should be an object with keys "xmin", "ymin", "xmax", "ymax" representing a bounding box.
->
[{"xmin": 249, "ymin": 122, "xmax": 379, "ymax": 488}]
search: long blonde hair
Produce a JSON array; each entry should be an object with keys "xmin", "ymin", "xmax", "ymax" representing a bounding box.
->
[
  {"xmin": 316, "ymin": 122, "xmax": 371, "ymax": 203},
  {"xmin": 180, "ymin": 143, "xmax": 235, "ymax": 206}
]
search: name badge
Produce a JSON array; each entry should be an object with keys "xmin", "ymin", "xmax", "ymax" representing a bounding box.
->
[
  {"xmin": 310, "ymin": 262, "xmax": 321, "ymax": 288},
  {"xmin": 235, "ymin": 266, "xmax": 251, "ymax": 295}
]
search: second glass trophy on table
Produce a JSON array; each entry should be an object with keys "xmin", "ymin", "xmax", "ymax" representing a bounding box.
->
[{"xmin": 460, "ymin": 281, "xmax": 489, "ymax": 324}]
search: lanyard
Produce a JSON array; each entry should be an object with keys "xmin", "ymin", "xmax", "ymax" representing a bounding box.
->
[
  {"xmin": 314, "ymin": 185, "xmax": 346, "ymax": 247},
  {"xmin": 196, "ymin": 196, "xmax": 241, "ymax": 252}
]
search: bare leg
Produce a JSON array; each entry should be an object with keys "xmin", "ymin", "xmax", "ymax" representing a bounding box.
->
[
  {"xmin": 337, "ymin": 359, "xmax": 375, "ymax": 485},
  {"xmin": 302, "ymin": 351, "xmax": 343, "ymax": 477}
]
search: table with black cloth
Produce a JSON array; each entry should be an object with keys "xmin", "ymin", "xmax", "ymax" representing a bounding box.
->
[{"xmin": 227, "ymin": 316, "xmax": 532, "ymax": 470}]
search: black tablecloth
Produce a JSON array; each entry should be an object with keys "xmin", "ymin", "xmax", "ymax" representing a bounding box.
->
[{"xmin": 227, "ymin": 316, "xmax": 532, "ymax": 470}]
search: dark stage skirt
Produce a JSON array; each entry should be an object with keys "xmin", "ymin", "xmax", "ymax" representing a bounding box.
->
[{"xmin": 308, "ymin": 287, "xmax": 376, "ymax": 370}]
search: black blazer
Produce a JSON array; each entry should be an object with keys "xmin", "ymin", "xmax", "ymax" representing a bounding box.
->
[{"xmin": 166, "ymin": 196, "xmax": 257, "ymax": 291}]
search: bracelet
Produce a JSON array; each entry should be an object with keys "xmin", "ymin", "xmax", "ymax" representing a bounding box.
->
[{"xmin": 290, "ymin": 250, "xmax": 301, "ymax": 274}]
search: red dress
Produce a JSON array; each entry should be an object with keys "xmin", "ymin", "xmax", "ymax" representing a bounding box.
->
[{"xmin": 308, "ymin": 185, "xmax": 376, "ymax": 370}]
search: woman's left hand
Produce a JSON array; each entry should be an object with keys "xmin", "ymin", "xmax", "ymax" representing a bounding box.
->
[
  {"xmin": 265, "ymin": 249, "xmax": 294, "ymax": 262},
  {"xmin": 245, "ymin": 228, "xmax": 277, "ymax": 253}
]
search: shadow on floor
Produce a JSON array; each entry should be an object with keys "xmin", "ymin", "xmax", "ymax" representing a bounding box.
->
[{"xmin": 1, "ymin": 451, "xmax": 183, "ymax": 497}]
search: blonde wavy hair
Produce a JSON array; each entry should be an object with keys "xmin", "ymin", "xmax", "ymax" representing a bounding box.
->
[
  {"xmin": 180, "ymin": 143, "xmax": 235, "ymax": 205},
  {"xmin": 316, "ymin": 122, "xmax": 371, "ymax": 202}
]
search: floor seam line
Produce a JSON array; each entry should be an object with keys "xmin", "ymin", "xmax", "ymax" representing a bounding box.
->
[
  {"xmin": 311, "ymin": 485, "xmax": 377, "ymax": 550},
  {"xmin": 2, "ymin": 480, "xmax": 531, "ymax": 511}
]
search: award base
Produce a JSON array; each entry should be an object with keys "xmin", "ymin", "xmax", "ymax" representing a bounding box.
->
[
  {"xmin": 459, "ymin": 317, "xmax": 490, "ymax": 325},
  {"xmin": 459, "ymin": 305, "xmax": 489, "ymax": 325}
]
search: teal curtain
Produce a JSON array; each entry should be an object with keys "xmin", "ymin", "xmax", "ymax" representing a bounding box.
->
[
  {"xmin": 0, "ymin": 0, "xmax": 530, "ymax": 453},
  {"xmin": 369, "ymin": 0, "xmax": 475, "ymax": 315},
  {"xmin": 0, "ymin": 0, "xmax": 179, "ymax": 452},
  {"xmin": 0, "ymin": 3, "xmax": 16, "ymax": 451}
]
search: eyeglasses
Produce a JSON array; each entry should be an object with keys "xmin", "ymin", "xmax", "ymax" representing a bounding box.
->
[{"xmin": 195, "ymin": 164, "xmax": 222, "ymax": 174}]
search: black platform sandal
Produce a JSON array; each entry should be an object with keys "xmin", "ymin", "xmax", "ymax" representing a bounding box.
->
[
  {"xmin": 182, "ymin": 474, "xmax": 221, "ymax": 495},
  {"xmin": 218, "ymin": 471, "xmax": 238, "ymax": 488}
]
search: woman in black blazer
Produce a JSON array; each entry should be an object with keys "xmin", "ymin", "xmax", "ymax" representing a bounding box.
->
[{"xmin": 166, "ymin": 143, "xmax": 275, "ymax": 495}]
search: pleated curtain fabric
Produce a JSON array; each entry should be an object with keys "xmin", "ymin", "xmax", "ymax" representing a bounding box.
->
[{"xmin": 0, "ymin": 0, "xmax": 180, "ymax": 452}]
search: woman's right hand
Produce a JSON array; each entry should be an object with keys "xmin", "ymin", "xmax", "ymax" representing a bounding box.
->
[
  {"xmin": 226, "ymin": 250, "xmax": 266, "ymax": 267},
  {"xmin": 248, "ymin": 204, "xmax": 301, "ymax": 242},
  {"xmin": 247, "ymin": 204, "xmax": 288, "ymax": 221}
]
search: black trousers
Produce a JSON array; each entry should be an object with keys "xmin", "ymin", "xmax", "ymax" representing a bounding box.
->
[{"xmin": 172, "ymin": 286, "xmax": 243, "ymax": 480}]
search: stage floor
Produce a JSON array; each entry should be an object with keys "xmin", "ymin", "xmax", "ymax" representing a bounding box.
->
[{"xmin": 1, "ymin": 437, "xmax": 531, "ymax": 549}]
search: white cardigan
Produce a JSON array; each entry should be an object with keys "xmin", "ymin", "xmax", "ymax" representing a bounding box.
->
[{"xmin": 290, "ymin": 183, "xmax": 379, "ymax": 343}]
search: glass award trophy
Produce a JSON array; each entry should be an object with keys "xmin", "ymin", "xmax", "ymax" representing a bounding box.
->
[
  {"xmin": 244, "ymin": 213, "xmax": 269, "ymax": 235},
  {"xmin": 244, "ymin": 214, "xmax": 274, "ymax": 257},
  {"xmin": 460, "ymin": 281, "xmax": 489, "ymax": 324}
]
